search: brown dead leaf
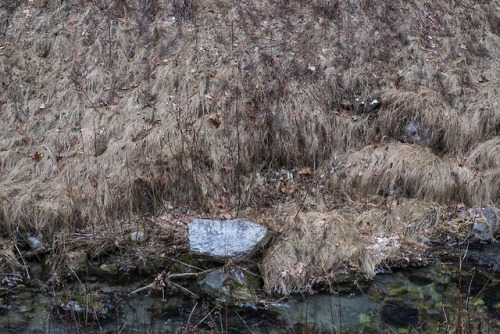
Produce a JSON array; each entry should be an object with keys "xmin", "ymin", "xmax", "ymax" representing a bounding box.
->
[
  {"xmin": 17, "ymin": 124, "xmax": 26, "ymax": 135},
  {"xmin": 132, "ymin": 129, "xmax": 150, "ymax": 142},
  {"xmin": 362, "ymin": 226, "xmax": 373, "ymax": 235},
  {"xmin": 209, "ymin": 118, "xmax": 221, "ymax": 128},
  {"xmin": 32, "ymin": 151, "xmax": 43, "ymax": 162},
  {"xmin": 295, "ymin": 262, "xmax": 305, "ymax": 274},
  {"xmin": 298, "ymin": 166, "xmax": 312, "ymax": 175}
]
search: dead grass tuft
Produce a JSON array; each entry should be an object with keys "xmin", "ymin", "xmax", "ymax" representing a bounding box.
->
[
  {"xmin": 261, "ymin": 212, "xmax": 365, "ymax": 294},
  {"xmin": 466, "ymin": 137, "xmax": 500, "ymax": 171},
  {"xmin": 331, "ymin": 143, "xmax": 458, "ymax": 203},
  {"xmin": 261, "ymin": 200, "xmax": 437, "ymax": 293}
]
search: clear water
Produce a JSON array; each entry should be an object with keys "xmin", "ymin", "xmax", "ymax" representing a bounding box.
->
[{"xmin": 1, "ymin": 246, "xmax": 500, "ymax": 333}]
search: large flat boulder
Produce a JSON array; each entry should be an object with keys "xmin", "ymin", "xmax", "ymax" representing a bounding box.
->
[{"xmin": 188, "ymin": 218, "xmax": 270, "ymax": 261}]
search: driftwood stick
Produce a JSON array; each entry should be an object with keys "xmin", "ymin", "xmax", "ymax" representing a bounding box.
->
[{"xmin": 128, "ymin": 267, "xmax": 221, "ymax": 296}]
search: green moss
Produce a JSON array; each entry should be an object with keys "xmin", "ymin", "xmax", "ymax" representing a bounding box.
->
[
  {"xmin": 244, "ymin": 271, "xmax": 263, "ymax": 290},
  {"xmin": 99, "ymin": 264, "xmax": 118, "ymax": 275},
  {"xmin": 387, "ymin": 287, "xmax": 408, "ymax": 297},
  {"xmin": 175, "ymin": 253, "xmax": 197, "ymax": 273},
  {"xmin": 472, "ymin": 298, "xmax": 485, "ymax": 307},
  {"xmin": 421, "ymin": 302, "xmax": 435, "ymax": 310},
  {"xmin": 359, "ymin": 313, "xmax": 371, "ymax": 326}
]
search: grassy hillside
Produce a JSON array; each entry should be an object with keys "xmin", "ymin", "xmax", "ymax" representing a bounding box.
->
[{"xmin": 1, "ymin": 0, "xmax": 499, "ymax": 287}]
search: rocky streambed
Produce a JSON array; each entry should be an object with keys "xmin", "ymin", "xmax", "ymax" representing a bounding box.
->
[{"xmin": 1, "ymin": 242, "xmax": 500, "ymax": 333}]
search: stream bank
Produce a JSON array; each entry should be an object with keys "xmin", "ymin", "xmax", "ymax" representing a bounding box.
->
[{"xmin": 1, "ymin": 244, "xmax": 500, "ymax": 333}]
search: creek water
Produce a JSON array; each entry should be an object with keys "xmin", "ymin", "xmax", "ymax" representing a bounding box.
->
[{"xmin": 1, "ymin": 245, "xmax": 500, "ymax": 333}]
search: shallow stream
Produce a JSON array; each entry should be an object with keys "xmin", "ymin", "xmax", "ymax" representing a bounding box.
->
[{"xmin": 1, "ymin": 245, "xmax": 500, "ymax": 333}]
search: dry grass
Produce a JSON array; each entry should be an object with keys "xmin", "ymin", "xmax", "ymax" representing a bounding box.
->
[
  {"xmin": 330, "ymin": 143, "xmax": 458, "ymax": 203},
  {"xmin": 466, "ymin": 137, "xmax": 500, "ymax": 171},
  {"xmin": 261, "ymin": 200, "xmax": 438, "ymax": 293},
  {"xmin": 261, "ymin": 211, "xmax": 365, "ymax": 294},
  {"xmin": 0, "ymin": 0, "xmax": 500, "ymax": 275}
]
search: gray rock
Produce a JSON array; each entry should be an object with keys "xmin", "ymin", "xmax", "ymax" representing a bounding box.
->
[
  {"xmin": 404, "ymin": 122, "xmax": 429, "ymax": 144},
  {"xmin": 471, "ymin": 207, "xmax": 500, "ymax": 241},
  {"xmin": 27, "ymin": 236, "xmax": 44, "ymax": 250},
  {"xmin": 199, "ymin": 268, "xmax": 259, "ymax": 304},
  {"xmin": 200, "ymin": 269, "xmax": 247, "ymax": 290},
  {"xmin": 482, "ymin": 207, "xmax": 500, "ymax": 237},
  {"xmin": 401, "ymin": 121, "xmax": 441, "ymax": 148},
  {"xmin": 129, "ymin": 231, "xmax": 146, "ymax": 242},
  {"xmin": 201, "ymin": 269, "xmax": 229, "ymax": 290},
  {"xmin": 188, "ymin": 218, "xmax": 270, "ymax": 261},
  {"xmin": 472, "ymin": 220, "xmax": 494, "ymax": 241}
]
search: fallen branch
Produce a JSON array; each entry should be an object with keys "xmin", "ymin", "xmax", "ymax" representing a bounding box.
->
[{"xmin": 128, "ymin": 267, "xmax": 220, "ymax": 296}]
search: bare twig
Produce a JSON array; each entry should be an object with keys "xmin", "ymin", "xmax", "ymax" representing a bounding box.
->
[
  {"xmin": 14, "ymin": 243, "xmax": 30, "ymax": 280},
  {"xmin": 128, "ymin": 267, "xmax": 220, "ymax": 296}
]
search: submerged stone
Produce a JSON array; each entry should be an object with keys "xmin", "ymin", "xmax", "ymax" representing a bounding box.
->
[
  {"xmin": 199, "ymin": 268, "xmax": 262, "ymax": 306},
  {"xmin": 188, "ymin": 218, "xmax": 270, "ymax": 261},
  {"xmin": 408, "ymin": 273, "xmax": 433, "ymax": 286},
  {"xmin": 0, "ymin": 312, "xmax": 28, "ymax": 330},
  {"xmin": 98, "ymin": 264, "xmax": 118, "ymax": 276},
  {"xmin": 381, "ymin": 301, "xmax": 419, "ymax": 329}
]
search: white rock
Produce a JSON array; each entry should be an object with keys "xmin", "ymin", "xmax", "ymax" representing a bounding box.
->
[{"xmin": 188, "ymin": 218, "xmax": 270, "ymax": 261}]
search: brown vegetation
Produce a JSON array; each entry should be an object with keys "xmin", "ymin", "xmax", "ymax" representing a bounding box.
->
[
  {"xmin": 1, "ymin": 0, "xmax": 499, "ymax": 290},
  {"xmin": 261, "ymin": 199, "xmax": 438, "ymax": 293}
]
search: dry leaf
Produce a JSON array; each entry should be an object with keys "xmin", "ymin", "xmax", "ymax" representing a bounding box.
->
[
  {"xmin": 17, "ymin": 124, "xmax": 26, "ymax": 135},
  {"xmin": 32, "ymin": 151, "xmax": 43, "ymax": 162},
  {"xmin": 132, "ymin": 129, "xmax": 150, "ymax": 142},
  {"xmin": 298, "ymin": 166, "xmax": 312, "ymax": 175},
  {"xmin": 209, "ymin": 118, "xmax": 221, "ymax": 128},
  {"xmin": 295, "ymin": 262, "xmax": 305, "ymax": 274}
]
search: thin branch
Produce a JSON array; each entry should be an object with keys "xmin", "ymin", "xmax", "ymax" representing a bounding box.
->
[
  {"xmin": 14, "ymin": 243, "xmax": 30, "ymax": 280},
  {"xmin": 128, "ymin": 267, "xmax": 220, "ymax": 296}
]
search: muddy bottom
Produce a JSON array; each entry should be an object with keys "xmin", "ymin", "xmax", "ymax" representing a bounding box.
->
[{"xmin": 1, "ymin": 245, "xmax": 500, "ymax": 333}]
